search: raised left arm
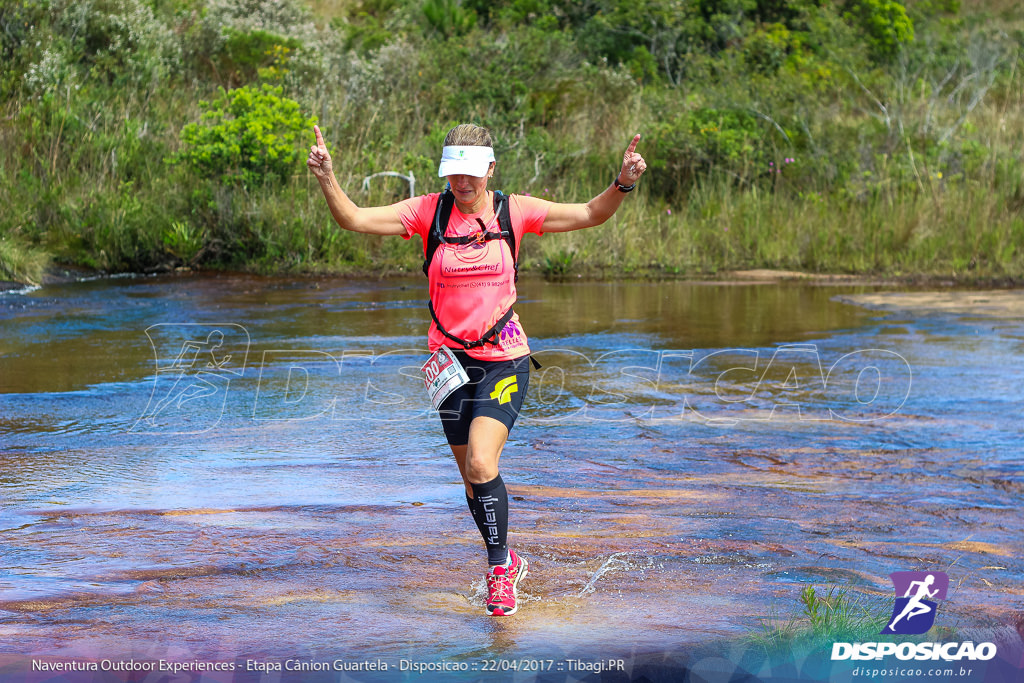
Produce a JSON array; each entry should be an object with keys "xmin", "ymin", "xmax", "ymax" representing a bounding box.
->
[{"xmin": 540, "ymin": 134, "xmax": 648, "ymax": 233}]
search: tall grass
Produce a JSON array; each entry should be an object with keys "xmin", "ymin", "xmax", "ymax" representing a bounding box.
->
[
  {"xmin": 1, "ymin": 0, "xmax": 1022, "ymax": 283},
  {"xmin": 520, "ymin": 169, "xmax": 1024, "ymax": 279},
  {"xmin": 747, "ymin": 584, "xmax": 892, "ymax": 656},
  {"xmin": 0, "ymin": 237, "xmax": 50, "ymax": 286}
]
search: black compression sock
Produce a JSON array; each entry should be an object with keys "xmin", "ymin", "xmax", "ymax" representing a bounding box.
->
[{"xmin": 466, "ymin": 474, "xmax": 509, "ymax": 566}]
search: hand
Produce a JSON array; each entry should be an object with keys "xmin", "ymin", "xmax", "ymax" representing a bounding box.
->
[
  {"xmin": 307, "ymin": 125, "xmax": 333, "ymax": 179},
  {"xmin": 617, "ymin": 134, "xmax": 647, "ymax": 186}
]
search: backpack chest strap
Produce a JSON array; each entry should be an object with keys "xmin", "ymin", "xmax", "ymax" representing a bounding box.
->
[
  {"xmin": 423, "ymin": 190, "xmax": 517, "ymax": 279},
  {"xmin": 428, "ymin": 301, "xmax": 515, "ymax": 349}
]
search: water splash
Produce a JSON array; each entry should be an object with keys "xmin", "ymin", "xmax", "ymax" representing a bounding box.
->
[{"xmin": 577, "ymin": 552, "xmax": 650, "ymax": 597}]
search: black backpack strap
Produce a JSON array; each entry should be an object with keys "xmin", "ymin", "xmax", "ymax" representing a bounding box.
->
[
  {"xmin": 423, "ymin": 190, "xmax": 516, "ymax": 277},
  {"xmin": 492, "ymin": 190, "xmax": 517, "ymax": 282},
  {"xmin": 428, "ymin": 301, "xmax": 515, "ymax": 349},
  {"xmin": 423, "ymin": 189, "xmax": 455, "ymax": 277},
  {"xmin": 422, "ymin": 189, "xmax": 520, "ymax": 349}
]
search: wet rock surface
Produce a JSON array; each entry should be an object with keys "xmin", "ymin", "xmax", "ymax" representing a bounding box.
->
[{"xmin": 1, "ymin": 275, "xmax": 1022, "ymax": 666}]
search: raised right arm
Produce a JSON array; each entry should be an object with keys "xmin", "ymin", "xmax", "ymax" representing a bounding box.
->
[{"xmin": 307, "ymin": 125, "xmax": 407, "ymax": 236}]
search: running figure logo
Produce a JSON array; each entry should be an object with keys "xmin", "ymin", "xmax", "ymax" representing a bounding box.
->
[
  {"xmin": 882, "ymin": 571, "xmax": 949, "ymax": 635},
  {"xmin": 133, "ymin": 323, "xmax": 249, "ymax": 434}
]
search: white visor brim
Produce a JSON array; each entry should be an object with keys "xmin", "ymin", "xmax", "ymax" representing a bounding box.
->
[{"xmin": 437, "ymin": 145, "xmax": 495, "ymax": 178}]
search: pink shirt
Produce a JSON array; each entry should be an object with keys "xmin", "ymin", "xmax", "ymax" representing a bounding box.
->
[{"xmin": 397, "ymin": 191, "xmax": 550, "ymax": 361}]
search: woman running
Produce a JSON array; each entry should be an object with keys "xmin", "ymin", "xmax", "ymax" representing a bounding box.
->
[{"xmin": 307, "ymin": 123, "xmax": 647, "ymax": 616}]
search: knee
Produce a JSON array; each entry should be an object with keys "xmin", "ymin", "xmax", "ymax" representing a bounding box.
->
[{"xmin": 464, "ymin": 450, "xmax": 498, "ymax": 485}]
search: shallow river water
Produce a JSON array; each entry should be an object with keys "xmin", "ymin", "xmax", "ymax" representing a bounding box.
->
[{"xmin": 1, "ymin": 274, "xmax": 1022, "ymax": 681}]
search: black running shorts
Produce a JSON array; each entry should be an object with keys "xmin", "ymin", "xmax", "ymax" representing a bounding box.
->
[{"xmin": 437, "ymin": 350, "xmax": 531, "ymax": 446}]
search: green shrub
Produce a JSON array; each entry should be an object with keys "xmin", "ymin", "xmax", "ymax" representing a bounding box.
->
[
  {"xmin": 43, "ymin": 0, "xmax": 177, "ymax": 89},
  {"xmin": 335, "ymin": 0, "xmax": 408, "ymax": 54},
  {"xmin": 422, "ymin": 0, "xmax": 477, "ymax": 37},
  {"xmin": 651, "ymin": 107, "xmax": 773, "ymax": 197},
  {"xmin": 172, "ymin": 83, "xmax": 316, "ymax": 187},
  {"xmin": 180, "ymin": 0, "xmax": 319, "ymax": 86},
  {"xmin": 162, "ymin": 221, "xmax": 207, "ymax": 265},
  {"xmin": 217, "ymin": 28, "xmax": 301, "ymax": 85},
  {"xmin": 1, "ymin": 0, "xmax": 1021, "ymax": 282},
  {"xmin": 842, "ymin": 0, "xmax": 915, "ymax": 59},
  {"xmin": 0, "ymin": 234, "xmax": 50, "ymax": 286},
  {"xmin": 0, "ymin": 0, "xmax": 48, "ymax": 97},
  {"xmin": 742, "ymin": 23, "xmax": 798, "ymax": 74},
  {"xmin": 425, "ymin": 24, "xmax": 585, "ymax": 131},
  {"xmin": 576, "ymin": 0, "xmax": 703, "ymax": 86}
]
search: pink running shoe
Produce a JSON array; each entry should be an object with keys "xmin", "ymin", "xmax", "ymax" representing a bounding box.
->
[{"xmin": 485, "ymin": 549, "xmax": 529, "ymax": 616}]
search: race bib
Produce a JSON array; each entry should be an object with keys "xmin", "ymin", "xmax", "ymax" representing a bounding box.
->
[{"xmin": 421, "ymin": 347, "xmax": 470, "ymax": 411}]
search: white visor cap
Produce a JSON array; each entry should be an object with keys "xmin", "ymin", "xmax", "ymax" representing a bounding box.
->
[{"xmin": 437, "ymin": 145, "xmax": 495, "ymax": 178}]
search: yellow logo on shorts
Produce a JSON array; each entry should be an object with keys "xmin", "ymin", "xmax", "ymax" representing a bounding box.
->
[{"xmin": 490, "ymin": 376, "xmax": 518, "ymax": 405}]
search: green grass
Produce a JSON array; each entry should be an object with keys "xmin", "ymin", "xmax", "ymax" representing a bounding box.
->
[
  {"xmin": 1, "ymin": 0, "xmax": 1022, "ymax": 284},
  {"xmin": 0, "ymin": 235, "xmax": 50, "ymax": 286},
  {"xmin": 747, "ymin": 584, "xmax": 893, "ymax": 656},
  {"xmin": 517, "ymin": 170, "xmax": 1024, "ymax": 280}
]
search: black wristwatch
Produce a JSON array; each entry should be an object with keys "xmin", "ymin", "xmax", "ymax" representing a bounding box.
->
[{"xmin": 613, "ymin": 176, "xmax": 636, "ymax": 193}]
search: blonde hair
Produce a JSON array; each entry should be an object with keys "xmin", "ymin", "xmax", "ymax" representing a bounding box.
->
[{"xmin": 444, "ymin": 123, "xmax": 493, "ymax": 148}]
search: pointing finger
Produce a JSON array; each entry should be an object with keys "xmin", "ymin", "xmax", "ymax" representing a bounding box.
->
[
  {"xmin": 625, "ymin": 133, "xmax": 641, "ymax": 156},
  {"xmin": 314, "ymin": 125, "xmax": 325, "ymax": 149}
]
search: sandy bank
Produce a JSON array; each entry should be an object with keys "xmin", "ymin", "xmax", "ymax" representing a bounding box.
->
[{"xmin": 837, "ymin": 289, "xmax": 1024, "ymax": 319}]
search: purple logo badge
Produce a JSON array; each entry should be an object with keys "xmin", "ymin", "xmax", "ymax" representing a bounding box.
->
[
  {"xmin": 498, "ymin": 320, "xmax": 524, "ymax": 348},
  {"xmin": 882, "ymin": 571, "xmax": 949, "ymax": 635}
]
